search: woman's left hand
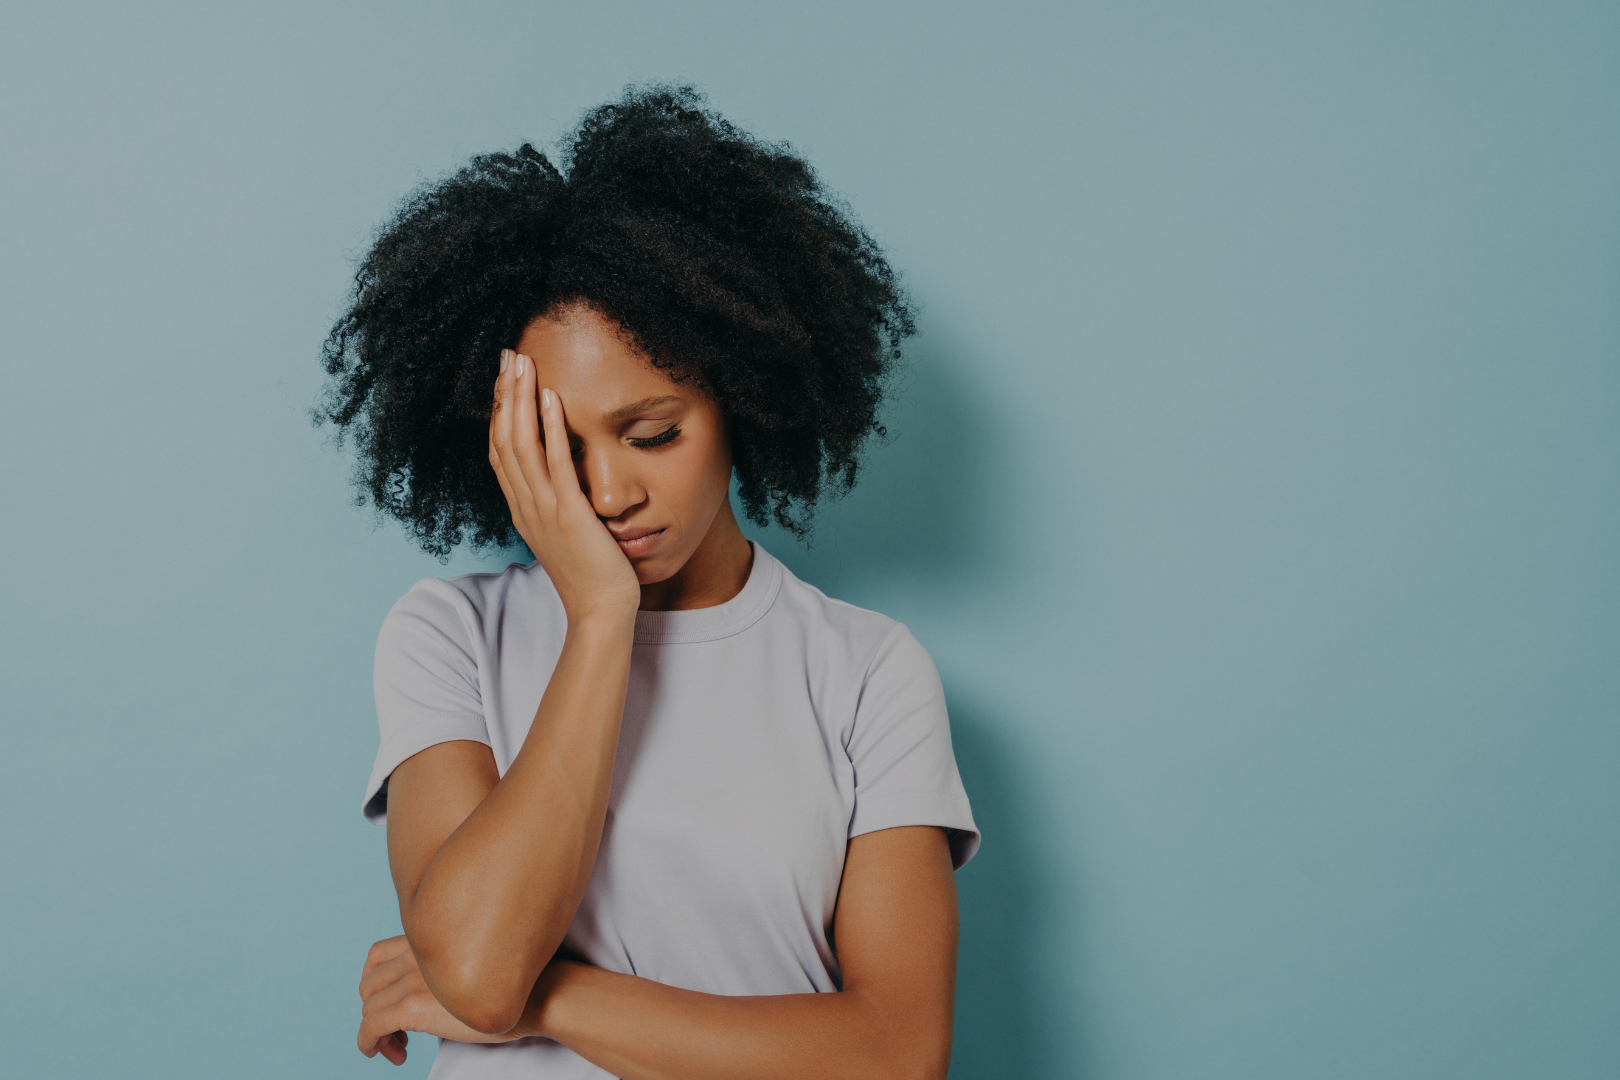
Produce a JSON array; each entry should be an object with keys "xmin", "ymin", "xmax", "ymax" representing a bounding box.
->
[{"xmin": 358, "ymin": 935, "xmax": 521, "ymax": 1064}]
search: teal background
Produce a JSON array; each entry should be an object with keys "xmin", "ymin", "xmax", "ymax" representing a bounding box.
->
[{"xmin": 2, "ymin": 1, "xmax": 1616, "ymax": 1076}]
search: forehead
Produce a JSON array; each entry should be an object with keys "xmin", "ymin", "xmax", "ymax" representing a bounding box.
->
[{"xmin": 516, "ymin": 307, "xmax": 689, "ymax": 417}]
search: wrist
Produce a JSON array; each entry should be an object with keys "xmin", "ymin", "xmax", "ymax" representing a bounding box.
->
[
  {"xmin": 565, "ymin": 605, "xmax": 638, "ymax": 639},
  {"xmin": 519, "ymin": 960, "xmax": 596, "ymax": 1041}
]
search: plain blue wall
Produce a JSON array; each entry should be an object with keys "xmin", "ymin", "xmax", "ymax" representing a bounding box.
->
[{"xmin": 2, "ymin": 2, "xmax": 1615, "ymax": 1076}]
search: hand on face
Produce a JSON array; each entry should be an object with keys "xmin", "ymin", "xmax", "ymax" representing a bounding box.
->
[{"xmin": 488, "ymin": 348, "xmax": 643, "ymax": 624}]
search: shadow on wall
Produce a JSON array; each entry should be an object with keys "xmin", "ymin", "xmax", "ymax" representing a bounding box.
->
[
  {"xmin": 949, "ymin": 695, "xmax": 1043, "ymax": 1080},
  {"xmin": 747, "ymin": 335, "xmax": 1050, "ymax": 1077},
  {"xmin": 744, "ymin": 333, "xmax": 997, "ymax": 596}
]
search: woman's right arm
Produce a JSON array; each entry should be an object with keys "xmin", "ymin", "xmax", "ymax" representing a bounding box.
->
[{"xmin": 382, "ymin": 350, "xmax": 641, "ymax": 1036}]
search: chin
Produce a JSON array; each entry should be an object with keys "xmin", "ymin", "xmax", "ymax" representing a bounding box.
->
[
  {"xmin": 632, "ymin": 549, "xmax": 688, "ymax": 586},
  {"xmin": 633, "ymin": 562, "xmax": 668, "ymax": 586}
]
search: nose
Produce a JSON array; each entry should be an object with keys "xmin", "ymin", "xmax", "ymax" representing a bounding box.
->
[{"xmin": 577, "ymin": 444, "xmax": 647, "ymax": 521}]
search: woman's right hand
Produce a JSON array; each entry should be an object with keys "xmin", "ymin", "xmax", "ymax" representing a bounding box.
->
[
  {"xmin": 489, "ymin": 349, "xmax": 641, "ymax": 623},
  {"xmin": 358, "ymin": 935, "xmax": 521, "ymax": 1063}
]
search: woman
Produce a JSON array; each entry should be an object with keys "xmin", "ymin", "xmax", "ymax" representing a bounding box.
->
[{"xmin": 318, "ymin": 85, "xmax": 979, "ymax": 1079}]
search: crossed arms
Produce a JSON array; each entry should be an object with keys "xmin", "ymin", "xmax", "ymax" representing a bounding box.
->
[{"xmin": 356, "ymin": 621, "xmax": 960, "ymax": 1080}]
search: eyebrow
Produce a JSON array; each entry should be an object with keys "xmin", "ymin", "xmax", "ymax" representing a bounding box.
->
[{"xmin": 604, "ymin": 395, "xmax": 683, "ymax": 424}]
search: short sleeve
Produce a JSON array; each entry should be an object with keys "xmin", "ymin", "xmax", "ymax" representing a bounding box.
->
[
  {"xmin": 846, "ymin": 624, "xmax": 980, "ymax": 868},
  {"xmin": 362, "ymin": 579, "xmax": 492, "ymax": 824}
]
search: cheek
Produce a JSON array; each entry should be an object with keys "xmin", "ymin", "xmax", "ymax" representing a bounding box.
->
[{"xmin": 659, "ymin": 432, "xmax": 731, "ymax": 523}]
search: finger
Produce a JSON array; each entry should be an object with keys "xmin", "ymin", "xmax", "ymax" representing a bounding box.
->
[
  {"xmin": 362, "ymin": 966, "xmax": 423, "ymax": 1020},
  {"xmin": 491, "ymin": 350, "xmax": 545, "ymax": 529},
  {"xmin": 509, "ymin": 353, "xmax": 557, "ymax": 514},
  {"xmin": 359, "ymin": 947, "xmax": 422, "ymax": 1001},
  {"xmin": 538, "ymin": 386, "xmax": 585, "ymax": 508},
  {"xmin": 358, "ymin": 991, "xmax": 433, "ymax": 1054},
  {"xmin": 358, "ymin": 1021, "xmax": 407, "ymax": 1063},
  {"xmin": 488, "ymin": 350, "xmax": 520, "ymax": 497},
  {"xmin": 359, "ymin": 999, "xmax": 410, "ymax": 1050},
  {"xmin": 490, "ymin": 349, "xmax": 527, "ymax": 492},
  {"xmin": 361, "ymin": 936, "xmax": 410, "ymax": 985},
  {"xmin": 488, "ymin": 349, "xmax": 512, "ymax": 469},
  {"xmin": 488, "ymin": 429, "xmax": 529, "ymax": 544}
]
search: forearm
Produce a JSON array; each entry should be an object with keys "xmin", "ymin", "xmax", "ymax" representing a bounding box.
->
[
  {"xmin": 405, "ymin": 613, "xmax": 635, "ymax": 1028},
  {"xmin": 520, "ymin": 963, "xmax": 947, "ymax": 1080}
]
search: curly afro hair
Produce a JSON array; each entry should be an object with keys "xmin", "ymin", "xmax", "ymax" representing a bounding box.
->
[{"xmin": 315, "ymin": 84, "xmax": 916, "ymax": 559}]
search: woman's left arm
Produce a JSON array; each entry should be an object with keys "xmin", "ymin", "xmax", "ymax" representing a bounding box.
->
[
  {"xmin": 533, "ymin": 824, "xmax": 959, "ymax": 1080},
  {"xmin": 359, "ymin": 824, "xmax": 959, "ymax": 1079}
]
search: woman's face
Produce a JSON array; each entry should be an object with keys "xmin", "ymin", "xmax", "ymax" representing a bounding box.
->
[{"xmin": 514, "ymin": 303, "xmax": 735, "ymax": 586}]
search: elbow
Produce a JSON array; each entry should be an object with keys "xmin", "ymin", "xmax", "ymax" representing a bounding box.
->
[
  {"xmin": 448, "ymin": 997, "xmax": 527, "ymax": 1038},
  {"xmin": 892, "ymin": 1054, "xmax": 950, "ymax": 1080},
  {"xmin": 437, "ymin": 990, "xmax": 524, "ymax": 1036},
  {"xmin": 880, "ymin": 1029, "xmax": 951, "ymax": 1080},
  {"xmin": 433, "ymin": 974, "xmax": 529, "ymax": 1035},
  {"xmin": 414, "ymin": 945, "xmax": 531, "ymax": 1036},
  {"xmin": 847, "ymin": 987, "xmax": 950, "ymax": 1080},
  {"xmin": 870, "ymin": 1057, "xmax": 946, "ymax": 1080}
]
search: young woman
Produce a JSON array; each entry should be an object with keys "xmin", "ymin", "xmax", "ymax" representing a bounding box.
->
[{"xmin": 318, "ymin": 86, "xmax": 979, "ymax": 1080}]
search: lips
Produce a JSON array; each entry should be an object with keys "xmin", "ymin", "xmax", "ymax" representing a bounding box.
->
[{"xmin": 609, "ymin": 526, "xmax": 666, "ymax": 557}]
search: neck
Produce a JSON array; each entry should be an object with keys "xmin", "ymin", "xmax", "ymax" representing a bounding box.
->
[{"xmin": 638, "ymin": 500, "xmax": 754, "ymax": 611}]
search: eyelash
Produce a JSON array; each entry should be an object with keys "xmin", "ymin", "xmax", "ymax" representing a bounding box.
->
[
  {"xmin": 565, "ymin": 425, "xmax": 682, "ymax": 458},
  {"xmin": 629, "ymin": 425, "xmax": 681, "ymax": 449}
]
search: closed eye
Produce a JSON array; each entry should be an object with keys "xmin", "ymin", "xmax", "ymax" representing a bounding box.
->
[{"xmin": 629, "ymin": 425, "xmax": 681, "ymax": 449}]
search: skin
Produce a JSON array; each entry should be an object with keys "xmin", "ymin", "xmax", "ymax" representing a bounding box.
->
[{"xmin": 355, "ymin": 302, "xmax": 960, "ymax": 1080}]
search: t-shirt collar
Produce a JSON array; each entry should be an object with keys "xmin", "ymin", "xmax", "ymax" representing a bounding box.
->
[{"xmin": 632, "ymin": 540, "xmax": 783, "ymax": 644}]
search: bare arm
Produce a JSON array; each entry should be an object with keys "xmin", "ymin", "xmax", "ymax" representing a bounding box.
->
[
  {"xmin": 360, "ymin": 825, "xmax": 960, "ymax": 1079},
  {"xmin": 527, "ymin": 825, "xmax": 959, "ymax": 1080},
  {"xmin": 386, "ymin": 617, "xmax": 629, "ymax": 1033},
  {"xmin": 387, "ymin": 350, "xmax": 641, "ymax": 1034}
]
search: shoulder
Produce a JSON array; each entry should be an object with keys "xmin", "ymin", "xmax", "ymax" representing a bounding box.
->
[
  {"xmin": 760, "ymin": 546, "xmax": 932, "ymax": 680},
  {"xmin": 381, "ymin": 558, "xmax": 562, "ymax": 643}
]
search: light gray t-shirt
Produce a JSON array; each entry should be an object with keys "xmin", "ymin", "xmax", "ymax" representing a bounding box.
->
[{"xmin": 364, "ymin": 540, "xmax": 979, "ymax": 1079}]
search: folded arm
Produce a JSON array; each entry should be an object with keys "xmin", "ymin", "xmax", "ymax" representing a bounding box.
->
[
  {"xmin": 386, "ymin": 612, "xmax": 631, "ymax": 1034},
  {"xmin": 360, "ymin": 824, "xmax": 960, "ymax": 1080},
  {"xmin": 387, "ymin": 350, "xmax": 643, "ymax": 1035},
  {"xmin": 534, "ymin": 825, "xmax": 957, "ymax": 1080}
]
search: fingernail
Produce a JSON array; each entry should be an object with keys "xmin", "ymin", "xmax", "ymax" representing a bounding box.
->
[
  {"xmin": 499, "ymin": 350, "xmax": 510, "ymax": 373},
  {"xmin": 542, "ymin": 388, "xmax": 553, "ymax": 409},
  {"xmin": 515, "ymin": 354, "xmax": 526, "ymax": 378}
]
